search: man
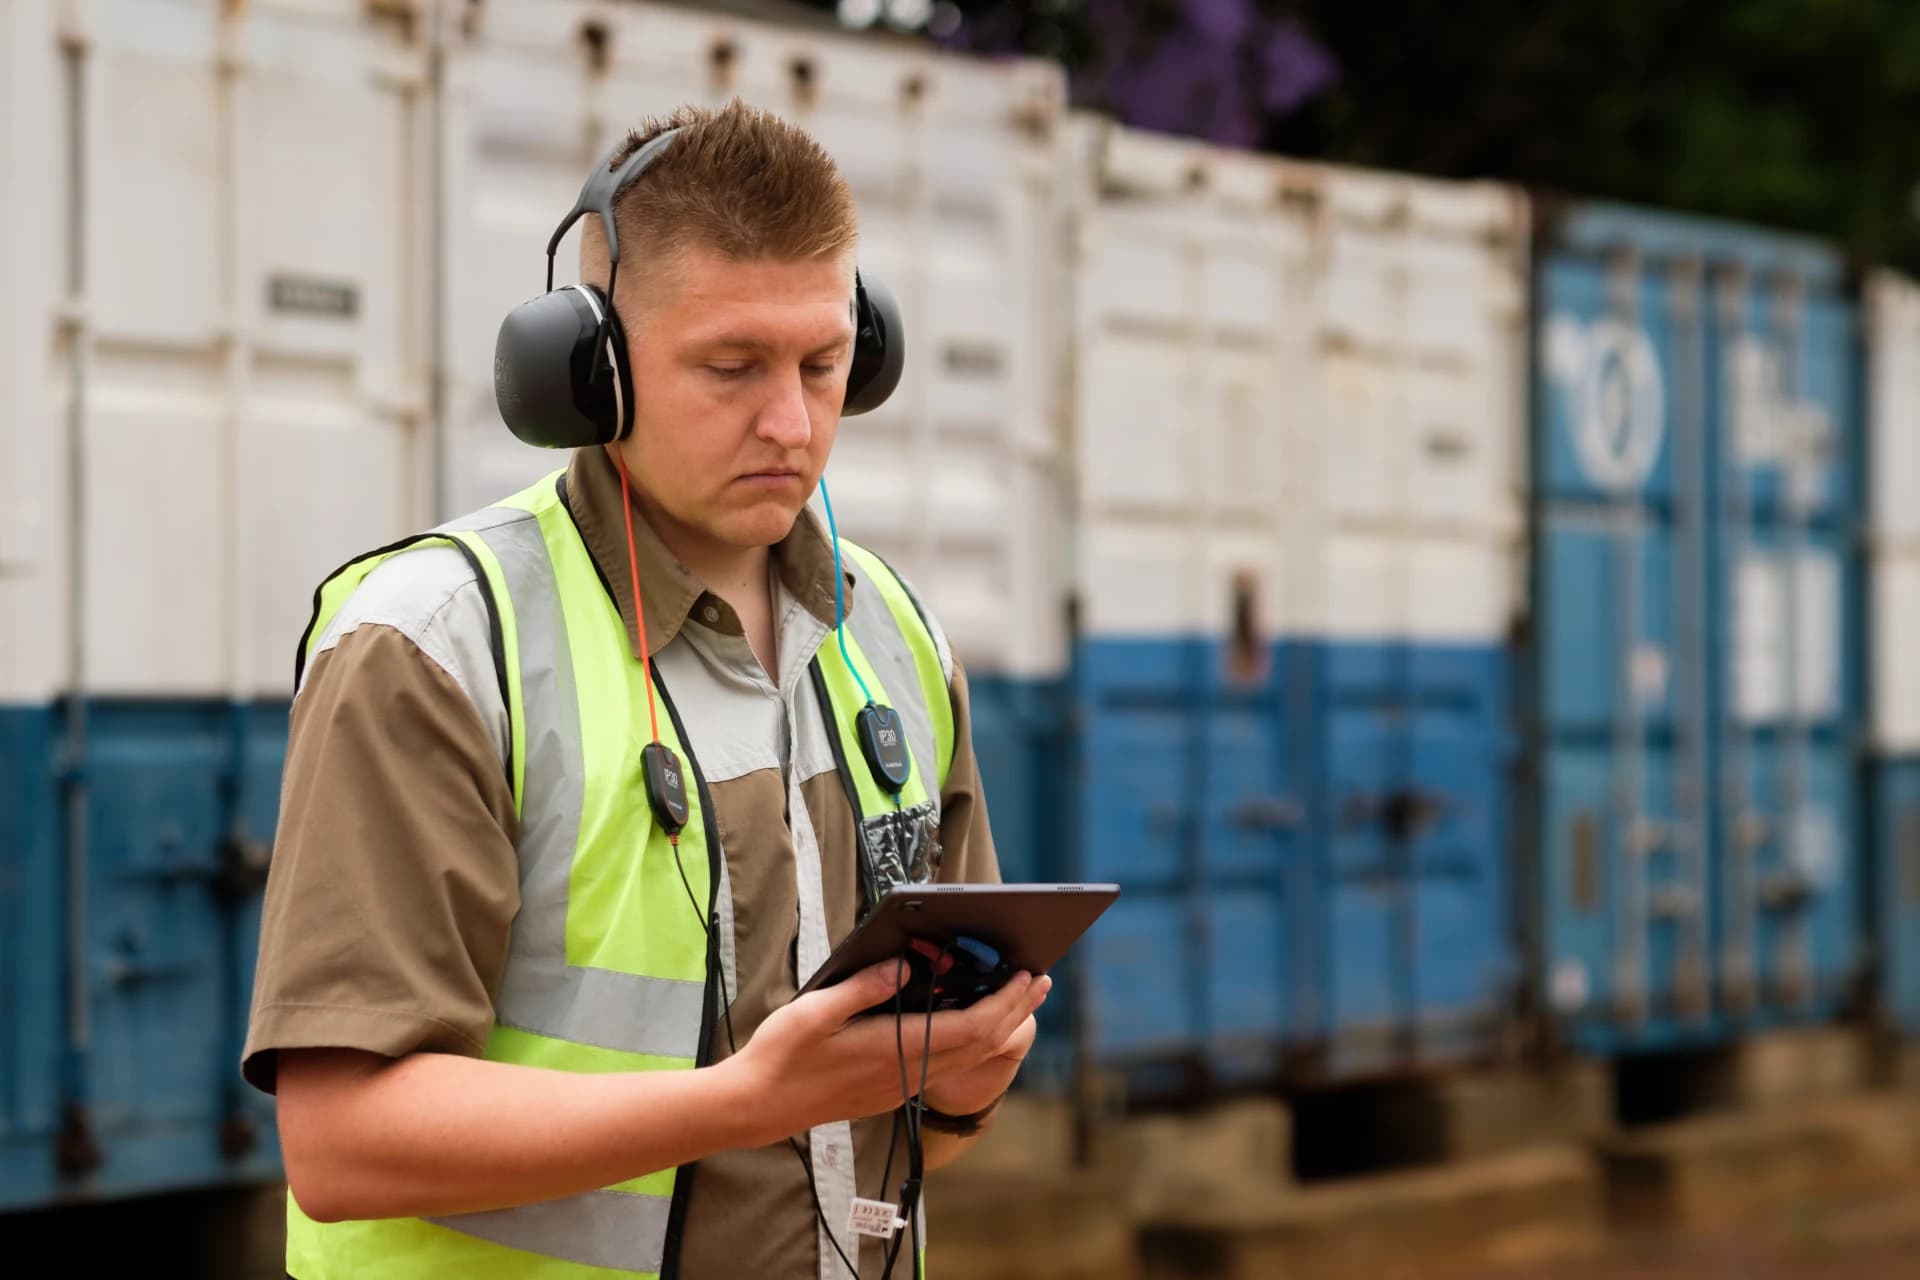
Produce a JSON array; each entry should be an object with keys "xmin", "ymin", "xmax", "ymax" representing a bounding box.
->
[{"xmin": 241, "ymin": 100, "xmax": 1047, "ymax": 1280}]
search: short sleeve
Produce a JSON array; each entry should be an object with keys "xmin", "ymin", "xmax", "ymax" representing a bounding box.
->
[{"xmin": 240, "ymin": 615, "xmax": 520, "ymax": 1094}]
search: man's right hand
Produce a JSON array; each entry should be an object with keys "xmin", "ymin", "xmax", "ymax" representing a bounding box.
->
[{"xmin": 727, "ymin": 959, "xmax": 1051, "ymax": 1144}]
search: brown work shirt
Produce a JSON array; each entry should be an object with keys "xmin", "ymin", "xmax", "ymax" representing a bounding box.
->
[{"xmin": 241, "ymin": 446, "xmax": 1002, "ymax": 1279}]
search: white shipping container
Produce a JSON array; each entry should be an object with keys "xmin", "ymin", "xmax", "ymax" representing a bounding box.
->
[
  {"xmin": 1868, "ymin": 270, "xmax": 1920, "ymax": 750},
  {"xmin": 1067, "ymin": 115, "xmax": 1529, "ymax": 647},
  {"xmin": 3, "ymin": 0, "xmax": 1072, "ymax": 701},
  {"xmin": 436, "ymin": 2, "xmax": 1072, "ymax": 678},
  {"xmin": 0, "ymin": 0, "xmax": 435, "ymax": 703}
]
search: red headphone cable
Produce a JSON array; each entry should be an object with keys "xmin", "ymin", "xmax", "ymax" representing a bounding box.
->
[{"xmin": 614, "ymin": 449, "xmax": 688, "ymax": 840}]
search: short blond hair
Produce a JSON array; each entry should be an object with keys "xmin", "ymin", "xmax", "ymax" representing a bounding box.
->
[{"xmin": 585, "ymin": 99, "xmax": 857, "ymax": 289}]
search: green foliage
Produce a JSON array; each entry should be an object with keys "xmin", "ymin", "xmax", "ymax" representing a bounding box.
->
[{"xmin": 1271, "ymin": 0, "xmax": 1920, "ymax": 272}]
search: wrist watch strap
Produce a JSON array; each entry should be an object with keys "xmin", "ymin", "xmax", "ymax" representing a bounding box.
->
[{"xmin": 917, "ymin": 1093, "xmax": 1004, "ymax": 1136}]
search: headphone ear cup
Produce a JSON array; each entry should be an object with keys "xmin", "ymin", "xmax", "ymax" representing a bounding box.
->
[
  {"xmin": 494, "ymin": 284, "xmax": 634, "ymax": 448},
  {"xmin": 843, "ymin": 272, "xmax": 903, "ymax": 417}
]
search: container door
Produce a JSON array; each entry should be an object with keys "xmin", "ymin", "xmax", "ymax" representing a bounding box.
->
[
  {"xmin": 1709, "ymin": 263, "xmax": 1860, "ymax": 1022},
  {"xmin": 1312, "ymin": 177, "xmax": 1523, "ymax": 1077},
  {"xmin": 1067, "ymin": 123, "xmax": 1314, "ymax": 1088},
  {"xmin": 1534, "ymin": 233, "xmax": 1712, "ymax": 1051},
  {"xmin": 1069, "ymin": 163, "xmax": 1205, "ymax": 1067},
  {"xmin": 1534, "ymin": 207, "xmax": 1864, "ymax": 1053},
  {"xmin": 1866, "ymin": 273, "xmax": 1920, "ymax": 1034}
]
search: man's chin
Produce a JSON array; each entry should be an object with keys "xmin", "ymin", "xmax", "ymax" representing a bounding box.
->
[{"xmin": 709, "ymin": 503, "xmax": 804, "ymax": 551}]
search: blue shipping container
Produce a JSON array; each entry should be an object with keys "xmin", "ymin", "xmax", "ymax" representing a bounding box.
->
[
  {"xmin": 1530, "ymin": 204, "xmax": 1867, "ymax": 1055},
  {"xmin": 0, "ymin": 701, "xmax": 283, "ymax": 1212}
]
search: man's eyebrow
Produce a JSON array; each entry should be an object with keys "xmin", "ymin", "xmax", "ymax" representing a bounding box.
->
[{"xmin": 689, "ymin": 333, "xmax": 853, "ymax": 356}]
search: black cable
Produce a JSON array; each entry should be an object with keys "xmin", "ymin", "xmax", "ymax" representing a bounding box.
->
[
  {"xmin": 672, "ymin": 836, "xmax": 860, "ymax": 1280},
  {"xmin": 881, "ymin": 952, "xmax": 916, "ymax": 1279},
  {"xmin": 670, "ymin": 835, "xmax": 735, "ymax": 1038},
  {"xmin": 674, "ymin": 833, "xmax": 864, "ymax": 1278},
  {"xmin": 910, "ymin": 945, "xmax": 941, "ymax": 1280},
  {"xmin": 878, "ymin": 1100, "xmax": 903, "ymax": 1203},
  {"xmin": 880, "ymin": 942, "xmax": 944, "ymax": 1280}
]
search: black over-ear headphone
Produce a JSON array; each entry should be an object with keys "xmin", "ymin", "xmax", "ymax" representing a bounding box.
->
[{"xmin": 493, "ymin": 127, "xmax": 905, "ymax": 450}]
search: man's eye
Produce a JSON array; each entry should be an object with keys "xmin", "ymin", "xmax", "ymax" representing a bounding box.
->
[
  {"xmin": 708, "ymin": 365, "xmax": 751, "ymax": 380},
  {"xmin": 803, "ymin": 364, "xmax": 837, "ymax": 378}
]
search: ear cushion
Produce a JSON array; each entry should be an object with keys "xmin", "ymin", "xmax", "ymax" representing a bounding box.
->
[
  {"xmin": 843, "ymin": 272, "xmax": 904, "ymax": 417},
  {"xmin": 494, "ymin": 284, "xmax": 634, "ymax": 448}
]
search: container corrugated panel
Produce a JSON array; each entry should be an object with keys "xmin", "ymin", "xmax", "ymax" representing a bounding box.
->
[
  {"xmin": 1065, "ymin": 119, "xmax": 1312, "ymax": 1085},
  {"xmin": 1300, "ymin": 164, "xmax": 1528, "ymax": 1080},
  {"xmin": 0, "ymin": 0, "xmax": 432, "ymax": 1209},
  {"xmin": 0, "ymin": 0, "xmax": 64, "ymax": 708},
  {"xmin": 1065, "ymin": 117, "xmax": 1525, "ymax": 1088},
  {"xmin": 1531, "ymin": 203, "xmax": 1864, "ymax": 1056},
  {"xmin": 435, "ymin": 6, "xmax": 1073, "ymax": 908},
  {"xmin": 1866, "ymin": 272, "xmax": 1920, "ymax": 1032}
]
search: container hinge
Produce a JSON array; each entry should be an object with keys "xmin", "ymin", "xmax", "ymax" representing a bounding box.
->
[
  {"xmin": 57, "ymin": 1103, "xmax": 103, "ymax": 1177},
  {"xmin": 1647, "ymin": 883, "xmax": 1700, "ymax": 919},
  {"xmin": 1756, "ymin": 870, "xmax": 1814, "ymax": 911},
  {"xmin": 1230, "ymin": 796, "xmax": 1304, "ymax": 832},
  {"xmin": 216, "ymin": 834, "xmax": 274, "ymax": 902}
]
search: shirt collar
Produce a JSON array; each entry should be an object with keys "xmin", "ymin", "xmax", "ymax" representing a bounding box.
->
[{"xmin": 561, "ymin": 447, "xmax": 849, "ymax": 662}]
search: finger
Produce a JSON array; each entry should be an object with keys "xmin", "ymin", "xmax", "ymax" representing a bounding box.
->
[
  {"xmin": 801, "ymin": 959, "xmax": 909, "ymax": 1030},
  {"xmin": 995, "ymin": 1014, "xmax": 1038, "ymax": 1061},
  {"xmin": 920, "ymin": 1022, "xmax": 1034, "ymax": 1090},
  {"xmin": 883, "ymin": 970, "xmax": 1049, "ymax": 1067},
  {"xmin": 983, "ymin": 974, "xmax": 1047, "ymax": 1054},
  {"xmin": 932, "ymin": 973, "xmax": 1034, "ymax": 1055}
]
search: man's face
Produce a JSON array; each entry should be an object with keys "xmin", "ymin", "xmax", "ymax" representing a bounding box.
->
[{"xmin": 611, "ymin": 246, "xmax": 853, "ymax": 555}]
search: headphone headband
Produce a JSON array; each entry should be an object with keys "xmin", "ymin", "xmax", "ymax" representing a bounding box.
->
[{"xmin": 541, "ymin": 128, "xmax": 683, "ymax": 292}]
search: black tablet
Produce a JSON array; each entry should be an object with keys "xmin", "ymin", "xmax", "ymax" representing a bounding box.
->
[{"xmin": 796, "ymin": 882, "xmax": 1120, "ymax": 1015}]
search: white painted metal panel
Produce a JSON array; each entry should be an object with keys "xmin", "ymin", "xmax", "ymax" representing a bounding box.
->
[
  {"xmin": 434, "ymin": 21, "xmax": 598, "ymax": 518},
  {"xmin": 0, "ymin": 0, "xmax": 66, "ymax": 704},
  {"xmin": 63, "ymin": 0, "xmax": 430, "ymax": 698},
  {"xmin": 1873, "ymin": 553, "xmax": 1920, "ymax": 750},
  {"xmin": 1068, "ymin": 118, "xmax": 1306, "ymax": 643},
  {"xmin": 0, "ymin": 0, "xmax": 430, "ymax": 701},
  {"xmin": 1733, "ymin": 547, "xmax": 1841, "ymax": 724},
  {"xmin": 1868, "ymin": 271, "xmax": 1920, "ymax": 748},
  {"xmin": 1869, "ymin": 272, "xmax": 1920, "ymax": 547},
  {"xmin": 1068, "ymin": 116, "xmax": 1528, "ymax": 647},
  {"xmin": 1307, "ymin": 159, "xmax": 1528, "ymax": 640},
  {"xmin": 1080, "ymin": 518, "xmax": 1201, "ymax": 638},
  {"xmin": 439, "ymin": 2, "xmax": 1070, "ymax": 676}
]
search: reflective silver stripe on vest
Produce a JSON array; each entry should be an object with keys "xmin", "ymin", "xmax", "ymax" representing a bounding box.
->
[
  {"xmin": 844, "ymin": 558, "xmax": 942, "ymax": 799},
  {"xmin": 416, "ymin": 506, "xmax": 698, "ymax": 1271},
  {"xmin": 456, "ymin": 509, "xmax": 707, "ymax": 1064},
  {"xmin": 714, "ymin": 839, "xmax": 739, "ymax": 1008},
  {"xmin": 431, "ymin": 1186, "xmax": 673, "ymax": 1275}
]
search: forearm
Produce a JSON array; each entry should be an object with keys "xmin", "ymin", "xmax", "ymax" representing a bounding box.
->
[{"xmin": 282, "ymin": 1049, "xmax": 768, "ymax": 1223}]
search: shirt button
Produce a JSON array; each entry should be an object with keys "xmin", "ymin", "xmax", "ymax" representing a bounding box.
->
[{"xmin": 702, "ymin": 605, "xmax": 720, "ymax": 624}]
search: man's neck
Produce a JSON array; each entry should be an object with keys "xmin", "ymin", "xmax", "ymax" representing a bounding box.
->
[{"xmin": 637, "ymin": 499, "xmax": 773, "ymax": 611}]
